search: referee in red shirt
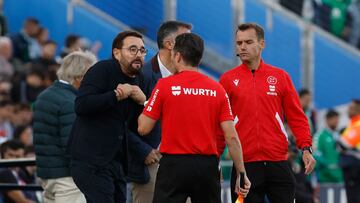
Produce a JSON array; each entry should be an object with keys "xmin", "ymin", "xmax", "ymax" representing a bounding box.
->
[{"xmin": 138, "ymin": 33, "xmax": 251, "ymax": 203}]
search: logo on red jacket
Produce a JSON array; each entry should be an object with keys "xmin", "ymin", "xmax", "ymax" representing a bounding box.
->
[
  {"xmin": 233, "ymin": 79, "xmax": 239, "ymax": 86},
  {"xmin": 267, "ymin": 76, "xmax": 277, "ymax": 85},
  {"xmin": 267, "ymin": 76, "xmax": 278, "ymax": 96}
]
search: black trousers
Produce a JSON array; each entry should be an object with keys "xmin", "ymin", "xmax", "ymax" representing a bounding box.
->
[
  {"xmin": 153, "ymin": 154, "xmax": 221, "ymax": 203},
  {"xmin": 231, "ymin": 161, "xmax": 296, "ymax": 203},
  {"xmin": 71, "ymin": 159, "xmax": 127, "ymax": 203},
  {"xmin": 343, "ymin": 166, "xmax": 360, "ymax": 203}
]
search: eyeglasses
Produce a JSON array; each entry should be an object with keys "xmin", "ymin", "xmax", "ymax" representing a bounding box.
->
[{"xmin": 122, "ymin": 46, "xmax": 147, "ymax": 56}]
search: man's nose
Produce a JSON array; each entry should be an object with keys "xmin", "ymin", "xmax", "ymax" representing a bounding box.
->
[{"xmin": 240, "ymin": 43, "xmax": 246, "ymax": 50}]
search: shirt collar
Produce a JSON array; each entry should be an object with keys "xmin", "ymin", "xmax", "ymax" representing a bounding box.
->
[
  {"xmin": 241, "ymin": 59, "xmax": 264, "ymax": 72},
  {"xmin": 157, "ymin": 54, "xmax": 172, "ymax": 78},
  {"xmin": 59, "ymin": 79, "xmax": 70, "ymax": 85}
]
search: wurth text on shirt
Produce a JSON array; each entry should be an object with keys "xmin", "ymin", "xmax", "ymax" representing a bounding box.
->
[
  {"xmin": 171, "ymin": 86, "xmax": 217, "ymax": 97},
  {"xmin": 146, "ymin": 88, "xmax": 159, "ymax": 112}
]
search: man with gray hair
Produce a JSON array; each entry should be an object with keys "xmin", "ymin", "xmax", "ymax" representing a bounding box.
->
[
  {"xmin": 0, "ymin": 36, "xmax": 14, "ymax": 80},
  {"xmin": 33, "ymin": 50, "xmax": 97, "ymax": 203}
]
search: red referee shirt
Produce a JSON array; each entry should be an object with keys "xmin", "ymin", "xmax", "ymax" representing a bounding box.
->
[
  {"xmin": 143, "ymin": 70, "xmax": 234, "ymax": 156},
  {"xmin": 220, "ymin": 60, "xmax": 312, "ymax": 162}
]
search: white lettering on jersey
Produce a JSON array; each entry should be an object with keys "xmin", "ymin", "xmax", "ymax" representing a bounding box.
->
[
  {"xmin": 225, "ymin": 93, "xmax": 233, "ymax": 116},
  {"xmin": 267, "ymin": 85, "xmax": 277, "ymax": 96},
  {"xmin": 146, "ymin": 89, "xmax": 160, "ymax": 112},
  {"xmin": 183, "ymin": 88, "xmax": 216, "ymax": 97}
]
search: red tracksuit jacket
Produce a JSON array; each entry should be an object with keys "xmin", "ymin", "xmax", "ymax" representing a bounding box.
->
[{"xmin": 220, "ymin": 60, "xmax": 312, "ymax": 162}]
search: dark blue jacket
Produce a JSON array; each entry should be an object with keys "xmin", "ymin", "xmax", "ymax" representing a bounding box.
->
[
  {"xmin": 9, "ymin": 32, "xmax": 30, "ymax": 63},
  {"xmin": 33, "ymin": 81, "xmax": 77, "ymax": 179},
  {"xmin": 126, "ymin": 55, "xmax": 162, "ymax": 184},
  {"xmin": 68, "ymin": 59, "xmax": 144, "ymax": 173}
]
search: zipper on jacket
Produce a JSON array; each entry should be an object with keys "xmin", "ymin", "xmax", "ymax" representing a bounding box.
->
[{"xmin": 252, "ymin": 70, "xmax": 260, "ymax": 160}]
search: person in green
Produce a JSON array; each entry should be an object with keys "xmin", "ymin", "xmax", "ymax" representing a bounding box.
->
[
  {"xmin": 323, "ymin": 0, "xmax": 351, "ymax": 37},
  {"xmin": 220, "ymin": 146, "xmax": 232, "ymax": 181},
  {"xmin": 313, "ymin": 109, "xmax": 343, "ymax": 183}
]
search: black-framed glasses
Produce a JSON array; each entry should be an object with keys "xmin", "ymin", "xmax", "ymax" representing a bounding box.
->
[{"xmin": 122, "ymin": 46, "xmax": 147, "ymax": 56}]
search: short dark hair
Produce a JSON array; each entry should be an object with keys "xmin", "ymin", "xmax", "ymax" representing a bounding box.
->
[
  {"xmin": 0, "ymin": 140, "xmax": 25, "ymax": 158},
  {"xmin": 13, "ymin": 125, "xmax": 30, "ymax": 141},
  {"xmin": 353, "ymin": 99, "xmax": 360, "ymax": 105},
  {"xmin": 112, "ymin": 31, "xmax": 143, "ymax": 59},
  {"xmin": 173, "ymin": 33, "xmax": 204, "ymax": 67},
  {"xmin": 326, "ymin": 109, "xmax": 339, "ymax": 119},
  {"xmin": 44, "ymin": 40, "xmax": 57, "ymax": 46},
  {"xmin": 237, "ymin": 23, "xmax": 264, "ymax": 41},
  {"xmin": 298, "ymin": 88, "xmax": 311, "ymax": 98},
  {"xmin": 65, "ymin": 34, "xmax": 80, "ymax": 48},
  {"xmin": 25, "ymin": 17, "xmax": 39, "ymax": 25},
  {"xmin": 157, "ymin": 21, "xmax": 192, "ymax": 49}
]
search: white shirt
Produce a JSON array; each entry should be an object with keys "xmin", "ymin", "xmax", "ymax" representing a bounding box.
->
[{"xmin": 157, "ymin": 54, "xmax": 172, "ymax": 78}]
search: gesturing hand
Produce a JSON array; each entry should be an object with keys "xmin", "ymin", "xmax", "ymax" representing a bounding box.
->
[
  {"xmin": 130, "ymin": 85, "xmax": 146, "ymax": 105},
  {"xmin": 115, "ymin": 83, "xmax": 132, "ymax": 101}
]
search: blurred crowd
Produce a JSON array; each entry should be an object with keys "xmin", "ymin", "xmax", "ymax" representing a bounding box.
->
[
  {"xmin": 280, "ymin": 0, "xmax": 360, "ymax": 49},
  {"xmin": 0, "ymin": 17, "xmax": 100, "ymax": 203}
]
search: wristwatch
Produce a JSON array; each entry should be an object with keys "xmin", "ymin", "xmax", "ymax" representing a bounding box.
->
[{"xmin": 302, "ymin": 146, "xmax": 313, "ymax": 154}]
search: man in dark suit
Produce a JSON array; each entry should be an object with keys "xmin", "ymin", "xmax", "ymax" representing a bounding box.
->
[
  {"xmin": 68, "ymin": 31, "xmax": 147, "ymax": 203},
  {"xmin": 127, "ymin": 21, "xmax": 192, "ymax": 203}
]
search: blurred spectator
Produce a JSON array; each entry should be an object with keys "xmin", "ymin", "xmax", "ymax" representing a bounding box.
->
[
  {"xmin": 0, "ymin": 37, "xmax": 14, "ymax": 81},
  {"xmin": 0, "ymin": 0, "xmax": 7, "ymax": 36},
  {"xmin": 220, "ymin": 146, "xmax": 231, "ymax": 182},
  {"xmin": 9, "ymin": 18, "xmax": 40, "ymax": 65},
  {"xmin": 313, "ymin": 109, "xmax": 343, "ymax": 184},
  {"xmin": 346, "ymin": 0, "xmax": 360, "ymax": 48},
  {"xmin": 338, "ymin": 99, "xmax": 360, "ymax": 203},
  {"xmin": 43, "ymin": 66, "xmax": 58, "ymax": 87},
  {"xmin": 18, "ymin": 146, "xmax": 39, "ymax": 202},
  {"xmin": 0, "ymin": 80, "xmax": 11, "ymax": 103},
  {"xmin": 313, "ymin": 0, "xmax": 332, "ymax": 32},
  {"xmin": 33, "ymin": 51, "xmax": 96, "ymax": 203},
  {"xmin": 329, "ymin": 0, "xmax": 351, "ymax": 38},
  {"xmin": 0, "ymin": 140, "xmax": 36, "ymax": 203},
  {"xmin": 299, "ymin": 88, "xmax": 317, "ymax": 135},
  {"xmin": 280, "ymin": 0, "xmax": 304, "ymax": 16},
  {"xmin": 13, "ymin": 125, "xmax": 32, "ymax": 147},
  {"xmin": 10, "ymin": 68, "xmax": 46, "ymax": 105},
  {"xmin": 60, "ymin": 34, "xmax": 81, "ymax": 58},
  {"xmin": 0, "ymin": 101, "xmax": 13, "ymax": 144},
  {"xmin": 36, "ymin": 27, "xmax": 48, "ymax": 46},
  {"xmin": 31, "ymin": 40, "xmax": 59, "ymax": 72},
  {"xmin": 79, "ymin": 37, "xmax": 102, "ymax": 57},
  {"xmin": 19, "ymin": 146, "xmax": 36, "ymax": 184},
  {"xmin": 11, "ymin": 104, "xmax": 32, "ymax": 128}
]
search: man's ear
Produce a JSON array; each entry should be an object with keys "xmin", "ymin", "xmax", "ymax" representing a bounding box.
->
[
  {"xmin": 175, "ymin": 52, "xmax": 181, "ymax": 64},
  {"xmin": 113, "ymin": 48, "xmax": 121, "ymax": 61},
  {"xmin": 259, "ymin": 39, "xmax": 265, "ymax": 50},
  {"xmin": 164, "ymin": 40, "xmax": 174, "ymax": 50}
]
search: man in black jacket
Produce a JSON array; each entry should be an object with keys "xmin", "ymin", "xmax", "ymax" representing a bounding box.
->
[
  {"xmin": 68, "ymin": 31, "xmax": 147, "ymax": 203},
  {"xmin": 127, "ymin": 21, "xmax": 191, "ymax": 203}
]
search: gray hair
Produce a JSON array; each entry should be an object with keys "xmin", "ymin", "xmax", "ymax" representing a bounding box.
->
[
  {"xmin": 0, "ymin": 37, "xmax": 11, "ymax": 47},
  {"xmin": 56, "ymin": 51, "xmax": 97, "ymax": 85}
]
